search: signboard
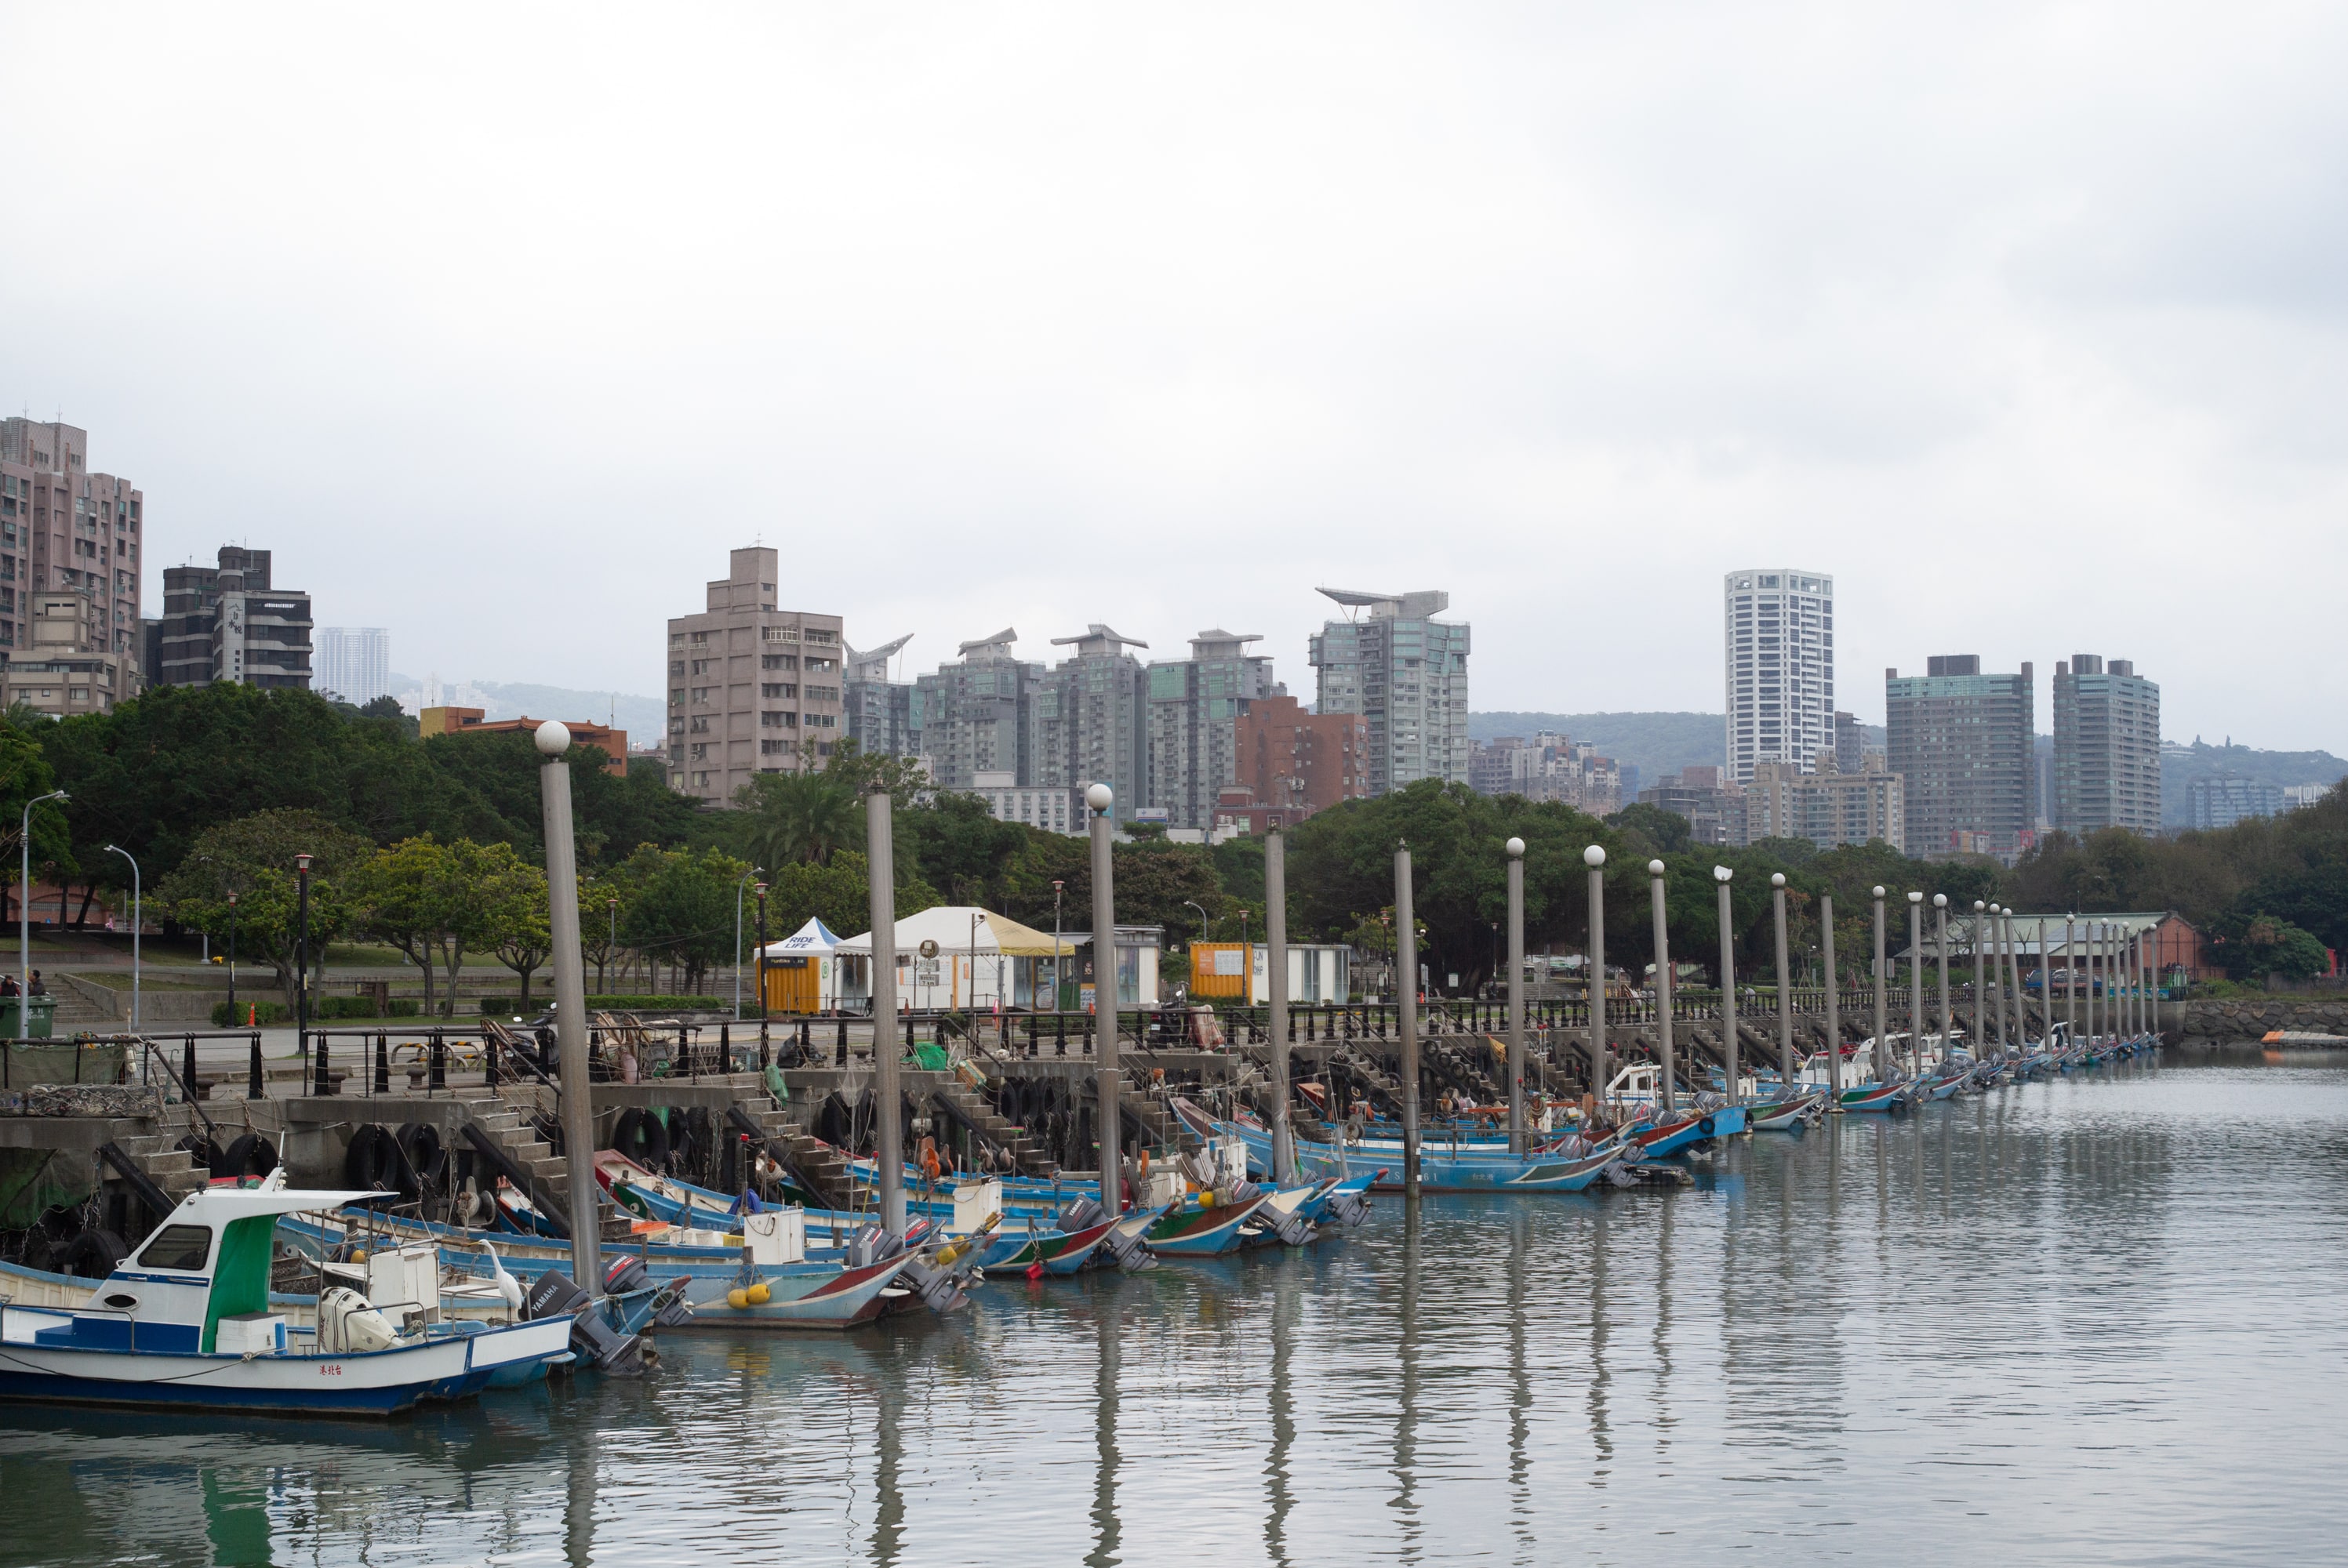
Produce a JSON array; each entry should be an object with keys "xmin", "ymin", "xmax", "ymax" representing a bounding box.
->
[
  {"xmin": 918, "ymin": 938, "xmax": 940, "ymax": 959},
  {"xmin": 1212, "ymin": 949, "xmax": 1245, "ymax": 977}
]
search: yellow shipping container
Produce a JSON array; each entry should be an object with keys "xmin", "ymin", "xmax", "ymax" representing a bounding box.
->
[{"xmin": 1190, "ymin": 942, "xmax": 1253, "ymax": 1000}]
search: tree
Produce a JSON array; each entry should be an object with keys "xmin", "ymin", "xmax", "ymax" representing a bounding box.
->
[
  {"xmin": 487, "ymin": 853, "xmax": 554, "ymax": 1005},
  {"xmin": 154, "ymin": 809, "xmax": 371, "ymax": 998},
  {"xmin": 1608, "ymin": 801, "xmax": 1691, "ymax": 857},
  {"xmin": 343, "ymin": 837, "xmax": 465, "ymax": 1017},
  {"xmin": 764, "ymin": 851, "xmax": 940, "ymax": 942},
  {"xmin": 734, "ymin": 768, "xmax": 860, "ymax": 869},
  {"xmin": 0, "ymin": 720, "xmax": 71, "ymax": 925},
  {"xmin": 2208, "ymin": 909, "xmax": 2331, "ymax": 982},
  {"xmin": 622, "ymin": 848, "xmax": 753, "ymax": 993}
]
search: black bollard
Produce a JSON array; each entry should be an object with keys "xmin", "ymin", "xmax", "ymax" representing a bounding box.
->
[
  {"xmin": 374, "ymin": 1032, "xmax": 390, "ymax": 1095},
  {"xmin": 183, "ymin": 1036, "xmax": 198, "ymax": 1102},
  {"xmin": 314, "ymin": 1033, "xmax": 333, "ymax": 1096},
  {"xmin": 429, "ymin": 1030, "xmax": 446, "ymax": 1091},
  {"xmin": 248, "ymin": 1033, "xmax": 264, "ymax": 1099},
  {"xmin": 721, "ymin": 1022, "xmax": 732, "ymax": 1075},
  {"xmin": 485, "ymin": 1029, "xmax": 500, "ymax": 1089},
  {"xmin": 1056, "ymin": 1012, "xmax": 1067, "ymax": 1056}
]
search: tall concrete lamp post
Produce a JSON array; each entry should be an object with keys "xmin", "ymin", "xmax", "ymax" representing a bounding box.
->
[
  {"xmin": 1870, "ymin": 886, "xmax": 1886, "ymax": 1095},
  {"xmin": 1714, "ymin": 865, "xmax": 1739, "ymax": 1104},
  {"xmin": 1505, "ymin": 837, "xmax": 1526, "ymax": 1150},
  {"xmin": 1267, "ymin": 829, "xmax": 1292, "ymax": 1181},
  {"xmin": 1088, "ymin": 782, "xmax": 1121, "ymax": 1217},
  {"xmin": 1648, "ymin": 859, "xmax": 1675, "ymax": 1118},
  {"xmin": 535, "ymin": 720, "xmax": 602, "ymax": 1294},
  {"xmin": 1585, "ymin": 845, "xmax": 1607, "ymax": 1100},
  {"xmin": 1770, "ymin": 872, "xmax": 1792, "ymax": 1093}
]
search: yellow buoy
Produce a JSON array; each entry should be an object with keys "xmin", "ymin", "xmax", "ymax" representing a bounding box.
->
[
  {"xmin": 351, "ymin": 1250, "xmax": 369, "ymax": 1264},
  {"xmin": 726, "ymin": 1287, "xmax": 751, "ymax": 1310},
  {"xmin": 745, "ymin": 1282, "xmax": 772, "ymax": 1305}
]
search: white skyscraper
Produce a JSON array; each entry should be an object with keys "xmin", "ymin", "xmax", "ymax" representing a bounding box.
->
[
  {"xmin": 318, "ymin": 626, "xmax": 391, "ymax": 706},
  {"xmin": 1722, "ymin": 569, "xmax": 1834, "ymax": 786}
]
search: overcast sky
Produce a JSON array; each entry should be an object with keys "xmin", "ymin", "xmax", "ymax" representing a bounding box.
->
[{"xmin": 4, "ymin": 4, "xmax": 2343, "ymax": 750}]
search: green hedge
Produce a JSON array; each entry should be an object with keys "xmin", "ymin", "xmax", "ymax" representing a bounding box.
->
[
  {"xmin": 477, "ymin": 995, "xmax": 726, "ymax": 1016},
  {"xmin": 212, "ymin": 1000, "xmax": 291, "ymax": 1028},
  {"xmin": 208, "ymin": 998, "xmax": 423, "ymax": 1027}
]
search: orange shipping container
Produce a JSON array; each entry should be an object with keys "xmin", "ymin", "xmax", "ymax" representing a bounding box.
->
[{"xmin": 1189, "ymin": 942, "xmax": 1253, "ymax": 999}]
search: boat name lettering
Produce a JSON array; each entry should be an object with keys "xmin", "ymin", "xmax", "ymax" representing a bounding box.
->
[{"xmin": 319, "ymin": 1364, "xmax": 343, "ymax": 1377}]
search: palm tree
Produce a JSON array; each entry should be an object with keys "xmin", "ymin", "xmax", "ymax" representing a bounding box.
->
[{"xmin": 736, "ymin": 771, "xmax": 859, "ymax": 869}]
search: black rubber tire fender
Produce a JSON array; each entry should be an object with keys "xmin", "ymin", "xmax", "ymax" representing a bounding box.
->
[
  {"xmin": 218, "ymin": 1131, "xmax": 279, "ymax": 1181},
  {"xmin": 1698, "ymin": 1116, "xmax": 1716, "ymax": 1138},
  {"xmin": 398, "ymin": 1122, "xmax": 446, "ymax": 1189},
  {"xmin": 345, "ymin": 1124, "xmax": 394, "ymax": 1190},
  {"xmin": 58, "ymin": 1226, "xmax": 128, "ymax": 1279},
  {"xmin": 612, "ymin": 1106, "xmax": 670, "ymax": 1169}
]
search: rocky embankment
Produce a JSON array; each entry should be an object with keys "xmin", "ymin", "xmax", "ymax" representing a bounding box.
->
[{"xmin": 2172, "ymin": 996, "xmax": 2348, "ymax": 1042}]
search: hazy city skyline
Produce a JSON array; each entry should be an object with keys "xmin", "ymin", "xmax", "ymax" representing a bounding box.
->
[{"xmin": 5, "ymin": 7, "xmax": 2344, "ymax": 751}]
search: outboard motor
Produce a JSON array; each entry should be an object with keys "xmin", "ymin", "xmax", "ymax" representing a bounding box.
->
[
  {"xmin": 1323, "ymin": 1187, "xmax": 1372, "ymax": 1228},
  {"xmin": 605, "ymin": 1255, "xmax": 694, "ymax": 1330},
  {"xmin": 527, "ymin": 1269, "xmax": 650, "ymax": 1376},
  {"xmin": 844, "ymin": 1224, "xmax": 906, "ymax": 1272},
  {"xmin": 1097, "ymin": 1213, "xmax": 1157, "ymax": 1272}
]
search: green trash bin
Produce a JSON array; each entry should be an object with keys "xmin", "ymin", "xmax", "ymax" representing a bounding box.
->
[{"xmin": 0, "ymin": 997, "xmax": 56, "ymax": 1040}]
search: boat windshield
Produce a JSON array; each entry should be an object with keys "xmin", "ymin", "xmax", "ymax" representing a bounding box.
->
[{"xmin": 135, "ymin": 1225, "xmax": 213, "ymax": 1272}]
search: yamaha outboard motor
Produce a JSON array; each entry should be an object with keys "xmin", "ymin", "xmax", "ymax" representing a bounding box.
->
[{"xmin": 527, "ymin": 1268, "xmax": 651, "ymax": 1375}]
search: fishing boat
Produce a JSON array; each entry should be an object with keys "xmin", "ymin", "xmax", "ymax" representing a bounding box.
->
[
  {"xmin": 1744, "ymin": 1090, "xmax": 1827, "ymax": 1131},
  {"xmin": 1836, "ymin": 1080, "xmax": 1909, "ymax": 1113},
  {"xmin": 0, "ymin": 1185, "xmax": 573, "ymax": 1416},
  {"xmin": 284, "ymin": 1200, "xmax": 950, "ymax": 1330}
]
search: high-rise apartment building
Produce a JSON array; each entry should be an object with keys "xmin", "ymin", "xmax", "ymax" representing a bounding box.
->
[
  {"xmin": 1233, "ymin": 695, "xmax": 1369, "ymax": 820},
  {"xmin": 0, "ymin": 419, "xmax": 144, "ymax": 668},
  {"xmin": 1468, "ymin": 734, "xmax": 1623, "ymax": 815},
  {"xmin": 1833, "ymin": 710, "xmax": 1867, "ymax": 775},
  {"xmin": 1308, "ymin": 587, "xmax": 1470, "ymax": 795},
  {"xmin": 1637, "ymin": 766, "xmax": 1748, "ymax": 847},
  {"xmin": 0, "ymin": 592, "xmax": 139, "ymax": 716},
  {"xmin": 1145, "ymin": 630, "xmax": 1280, "ymax": 829},
  {"xmin": 1723, "ymin": 569, "xmax": 1834, "ymax": 785},
  {"xmin": 844, "ymin": 634, "xmax": 918, "ymax": 760},
  {"xmin": 664, "ymin": 547, "xmax": 844, "ymax": 804},
  {"xmin": 146, "ymin": 547, "xmax": 312, "ymax": 691},
  {"xmin": 2186, "ymin": 776, "xmax": 2282, "ymax": 830},
  {"xmin": 1746, "ymin": 758, "xmax": 1905, "ymax": 851},
  {"xmin": 318, "ymin": 627, "xmax": 391, "ymax": 706},
  {"xmin": 2053, "ymin": 654, "xmax": 2161, "ymax": 834},
  {"xmin": 912, "ymin": 629, "xmax": 1039, "ymax": 790},
  {"xmin": 1033, "ymin": 626, "xmax": 1150, "ymax": 818},
  {"xmin": 1885, "ymin": 655, "xmax": 2034, "ymax": 858}
]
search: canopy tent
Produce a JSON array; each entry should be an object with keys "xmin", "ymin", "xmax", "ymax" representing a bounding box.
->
[
  {"xmin": 758, "ymin": 917, "xmax": 849, "ymax": 1014},
  {"xmin": 835, "ymin": 906, "xmax": 1086, "ymax": 1011}
]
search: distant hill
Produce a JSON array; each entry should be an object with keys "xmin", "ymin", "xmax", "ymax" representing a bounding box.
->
[
  {"xmin": 390, "ymin": 672, "xmax": 665, "ymax": 748},
  {"xmin": 2160, "ymin": 740, "xmax": 2348, "ymax": 827},
  {"xmin": 1470, "ymin": 712, "xmax": 1728, "ymax": 784}
]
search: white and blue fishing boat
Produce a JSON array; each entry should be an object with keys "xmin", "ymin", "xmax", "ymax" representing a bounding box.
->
[{"xmin": 0, "ymin": 1185, "xmax": 572, "ymax": 1416}]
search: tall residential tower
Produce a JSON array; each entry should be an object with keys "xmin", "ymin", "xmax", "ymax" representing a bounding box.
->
[
  {"xmin": 1722, "ymin": 569, "xmax": 1834, "ymax": 784},
  {"xmin": 664, "ymin": 546, "xmax": 844, "ymax": 804},
  {"xmin": 1885, "ymin": 655, "xmax": 2034, "ymax": 858},
  {"xmin": 0, "ymin": 419, "xmax": 144, "ymax": 670},
  {"xmin": 2053, "ymin": 654, "xmax": 2161, "ymax": 833},
  {"xmin": 1308, "ymin": 587, "xmax": 1470, "ymax": 795}
]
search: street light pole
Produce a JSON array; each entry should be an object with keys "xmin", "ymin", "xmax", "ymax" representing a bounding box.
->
[
  {"xmin": 1870, "ymin": 886, "xmax": 1886, "ymax": 1090},
  {"xmin": 295, "ymin": 852, "xmax": 313, "ymax": 1084},
  {"xmin": 534, "ymin": 721, "xmax": 601, "ymax": 1294},
  {"xmin": 1184, "ymin": 900, "xmax": 1208, "ymax": 948},
  {"xmin": 1504, "ymin": 837, "xmax": 1525, "ymax": 1151},
  {"xmin": 1089, "ymin": 783, "xmax": 1121, "ymax": 1218},
  {"xmin": 1714, "ymin": 865, "xmax": 1739, "ymax": 1105},
  {"xmin": 1907, "ymin": 892, "xmax": 1925, "ymax": 1078},
  {"xmin": 1648, "ymin": 858, "xmax": 1674, "ymax": 1118},
  {"xmin": 227, "ymin": 892, "xmax": 239, "ymax": 1022},
  {"xmin": 1771, "ymin": 872, "xmax": 1792, "ymax": 1096},
  {"xmin": 1586, "ymin": 846, "xmax": 1608, "ymax": 1102},
  {"xmin": 18, "ymin": 789, "xmax": 65, "ymax": 1033},
  {"xmin": 104, "ymin": 845, "xmax": 140, "ymax": 1031},
  {"xmin": 1267, "ymin": 829, "xmax": 1292, "ymax": 1181},
  {"xmin": 1395, "ymin": 842, "xmax": 1419, "ymax": 1198},
  {"xmin": 754, "ymin": 883, "xmax": 769, "ymax": 1023},
  {"xmin": 1934, "ymin": 894, "xmax": 1951, "ymax": 1062},
  {"xmin": 732, "ymin": 868, "xmax": 763, "ymax": 1022}
]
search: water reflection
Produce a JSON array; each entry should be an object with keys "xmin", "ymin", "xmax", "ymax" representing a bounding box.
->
[{"xmin": 5, "ymin": 1051, "xmax": 2346, "ymax": 1566}]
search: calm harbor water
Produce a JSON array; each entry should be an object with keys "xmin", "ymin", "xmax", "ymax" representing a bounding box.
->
[{"xmin": 5, "ymin": 1046, "xmax": 2346, "ymax": 1567}]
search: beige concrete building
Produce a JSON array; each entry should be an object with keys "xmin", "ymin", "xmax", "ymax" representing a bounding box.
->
[
  {"xmin": 666, "ymin": 547, "xmax": 845, "ymax": 804},
  {"xmin": 2, "ymin": 591, "xmax": 136, "ymax": 716},
  {"xmin": 1746, "ymin": 757, "xmax": 1904, "ymax": 851},
  {"xmin": 0, "ymin": 419, "xmax": 144, "ymax": 672}
]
